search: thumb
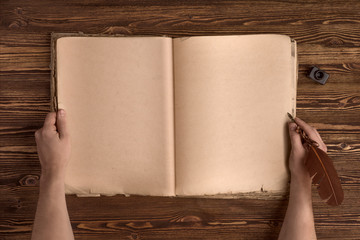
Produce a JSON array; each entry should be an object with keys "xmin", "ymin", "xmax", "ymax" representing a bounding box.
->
[
  {"xmin": 288, "ymin": 122, "xmax": 302, "ymax": 149},
  {"xmin": 56, "ymin": 109, "xmax": 69, "ymax": 139}
]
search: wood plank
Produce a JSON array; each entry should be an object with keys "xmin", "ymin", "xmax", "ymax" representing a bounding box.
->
[
  {"xmin": 1, "ymin": 1, "xmax": 360, "ymax": 33},
  {"xmin": 1, "ymin": 0, "xmax": 360, "ymax": 239}
]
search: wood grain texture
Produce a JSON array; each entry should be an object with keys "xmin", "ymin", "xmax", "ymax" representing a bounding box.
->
[{"xmin": 1, "ymin": 0, "xmax": 359, "ymax": 239}]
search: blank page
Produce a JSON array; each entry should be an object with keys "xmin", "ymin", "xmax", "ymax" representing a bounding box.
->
[
  {"xmin": 174, "ymin": 35, "xmax": 296, "ymax": 196},
  {"xmin": 57, "ymin": 37, "xmax": 175, "ymax": 196}
]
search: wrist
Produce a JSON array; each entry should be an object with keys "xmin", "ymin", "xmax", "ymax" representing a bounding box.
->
[
  {"xmin": 39, "ymin": 172, "xmax": 65, "ymax": 193},
  {"xmin": 39, "ymin": 175, "xmax": 66, "ymax": 201},
  {"xmin": 40, "ymin": 168, "xmax": 66, "ymax": 184},
  {"xmin": 290, "ymin": 173, "xmax": 313, "ymax": 198},
  {"xmin": 291, "ymin": 173, "xmax": 311, "ymax": 185}
]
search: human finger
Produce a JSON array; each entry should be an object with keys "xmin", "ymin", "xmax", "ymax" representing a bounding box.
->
[
  {"xmin": 294, "ymin": 117, "xmax": 323, "ymax": 145},
  {"xmin": 43, "ymin": 112, "xmax": 57, "ymax": 130},
  {"xmin": 288, "ymin": 122, "xmax": 303, "ymax": 149},
  {"xmin": 56, "ymin": 109, "xmax": 69, "ymax": 139},
  {"xmin": 313, "ymin": 128, "xmax": 327, "ymax": 152}
]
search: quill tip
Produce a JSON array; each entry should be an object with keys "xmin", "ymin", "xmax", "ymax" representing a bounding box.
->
[{"xmin": 287, "ymin": 112, "xmax": 296, "ymax": 122}]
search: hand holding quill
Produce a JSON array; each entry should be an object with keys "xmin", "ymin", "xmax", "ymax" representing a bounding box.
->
[{"xmin": 287, "ymin": 113, "xmax": 344, "ymax": 206}]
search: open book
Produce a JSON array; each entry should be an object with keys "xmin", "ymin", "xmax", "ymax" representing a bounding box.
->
[{"xmin": 51, "ymin": 34, "xmax": 297, "ymax": 197}]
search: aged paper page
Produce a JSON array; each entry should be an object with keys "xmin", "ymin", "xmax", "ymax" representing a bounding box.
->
[
  {"xmin": 57, "ymin": 37, "xmax": 175, "ymax": 196},
  {"xmin": 174, "ymin": 35, "xmax": 296, "ymax": 196}
]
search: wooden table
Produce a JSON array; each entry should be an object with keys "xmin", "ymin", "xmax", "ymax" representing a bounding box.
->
[{"xmin": 1, "ymin": 1, "xmax": 359, "ymax": 239}]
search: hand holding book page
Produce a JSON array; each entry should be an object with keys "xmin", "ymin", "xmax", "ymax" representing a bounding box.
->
[{"xmin": 54, "ymin": 34, "xmax": 297, "ymax": 197}]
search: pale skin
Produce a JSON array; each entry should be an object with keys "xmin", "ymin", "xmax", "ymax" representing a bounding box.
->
[
  {"xmin": 32, "ymin": 109, "xmax": 74, "ymax": 240},
  {"xmin": 32, "ymin": 110, "xmax": 324, "ymax": 239},
  {"xmin": 278, "ymin": 117, "xmax": 327, "ymax": 240}
]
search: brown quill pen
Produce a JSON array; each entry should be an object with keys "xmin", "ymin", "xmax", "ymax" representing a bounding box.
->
[{"xmin": 287, "ymin": 113, "xmax": 344, "ymax": 206}]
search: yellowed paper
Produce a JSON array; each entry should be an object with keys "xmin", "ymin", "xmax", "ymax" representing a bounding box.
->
[
  {"xmin": 173, "ymin": 35, "xmax": 296, "ymax": 196},
  {"xmin": 56, "ymin": 34, "xmax": 296, "ymax": 197},
  {"xmin": 57, "ymin": 37, "xmax": 175, "ymax": 196}
]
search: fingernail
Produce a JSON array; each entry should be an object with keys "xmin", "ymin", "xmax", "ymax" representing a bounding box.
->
[{"xmin": 59, "ymin": 109, "xmax": 65, "ymax": 117}]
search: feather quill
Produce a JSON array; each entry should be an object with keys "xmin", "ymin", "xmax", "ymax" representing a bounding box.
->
[
  {"xmin": 287, "ymin": 113, "xmax": 344, "ymax": 206},
  {"xmin": 305, "ymin": 144, "xmax": 344, "ymax": 205}
]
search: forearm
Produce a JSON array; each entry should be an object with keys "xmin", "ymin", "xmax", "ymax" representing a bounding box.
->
[
  {"xmin": 278, "ymin": 176, "xmax": 317, "ymax": 240},
  {"xmin": 31, "ymin": 172, "xmax": 74, "ymax": 240}
]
